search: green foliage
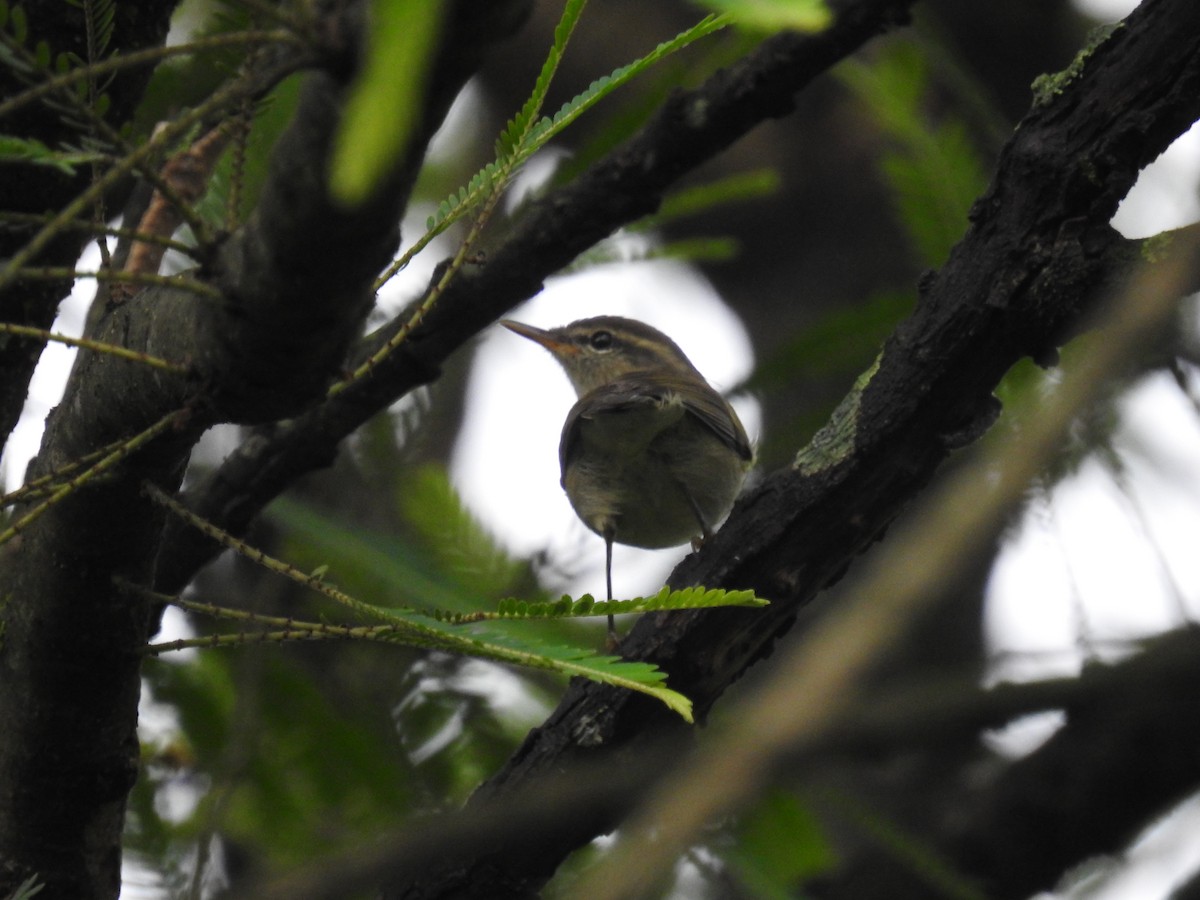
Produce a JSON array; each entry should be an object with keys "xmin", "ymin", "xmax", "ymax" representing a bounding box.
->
[
  {"xmin": 329, "ymin": 0, "xmax": 443, "ymax": 206},
  {"xmin": 692, "ymin": 0, "xmax": 831, "ymax": 33},
  {"xmin": 270, "ymin": 461, "xmax": 528, "ymax": 613},
  {"xmin": 152, "ymin": 584, "xmax": 764, "ymax": 724},
  {"xmin": 419, "ymin": 10, "xmax": 725, "ymax": 236},
  {"xmin": 840, "ymin": 41, "xmax": 988, "ymax": 267},
  {"xmin": 0, "ymin": 134, "xmax": 105, "ymax": 173},
  {"xmin": 398, "ymin": 463, "xmax": 524, "ymax": 601},
  {"xmin": 495, "ymin": 0, "xmax": 588, "ymax": 160},
  {"xmin": 744, "ymin": 291, "xmax": 914, "ymax": 459},
  {"xmin": 749, "ymin": 291, "xmax": 913, "ymax": 392},
  {"xmin": 650, "ymin": 168, "xmax": 781, "ymax": 226},
  {"xmin": 129, "ymin": 1, "xmax": 254, "ymax": 138},
  {"xmin": 392, "ymin": 654, "xmax": 546, "ymax": 803},
  {"xmin": 130, "ymin": 650, "xmax": 417, "ymax": 882},
  {"xmin": 726, "ymin": 790, "xmax": 835, "ymax": 898},
  {"xmin": 372, "ymin": 612, "xmax": 697, "ymax": 721},
  {"xmin": 0, "ymin": 0, "xmax": 115, "ymax": 137},
  {"xmin": 270, "ymin": 494, "xmax": 485, "ymax": 613},
  {"xmin": 558, "ymin": 168, "xmax": 777, "ymax": 272},
  {"xmin": 7, "ymin": 4, "xmax": 27, "ymax": 44},
  {"xmin": 817, "ymin": 788, "xmax": 987, "ymax": 900},
  {"xmin": 203, "ymin": 78, "xmax": 302, "ymax": 229},
  {"xmin": 259, "ymin": 477, "xmax": 767, "ymax": 720}
]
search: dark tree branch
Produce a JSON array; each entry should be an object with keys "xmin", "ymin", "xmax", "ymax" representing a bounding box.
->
[{"xmin": 810, "ymin": 627, "xmax": 1200, "ymax": 900}]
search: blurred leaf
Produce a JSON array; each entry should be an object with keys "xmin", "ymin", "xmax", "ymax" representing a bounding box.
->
[
  {"xmin": 129, "ymin": 0, "xmax": 258, "ymax": 138},
  {"xmin": 0, "ymin": 134, "xmax": 105, "ymax": 173},
  {"xmin": 727, "ymin": 790, "xmax": 835, "ymax": 898},
  {"xmin": 330, "ymin": 0, "xmax": 442, "ymax": 206},
  {"xmin": 393, "ymin": 655, "xmax": 541, "ymax": 803},
  {"xmin": 692, "ymin": 0, "xmax": 831, "ymax": 32},
  {"xmin": 268, "ymin": 493, "xmax": 478, "ymax": 612},
  {"xmin": 648, "ymin": 235, "xmax": 741, "ymax": 262},
  {"xmin": 649, "ymin": 168, "xmax": 781, "ymax": 225},
  {"xmin": 814, "ymin": 786, "xmax": 987, "ymax": 900},
  {"xmin": 6, "ymin": 875, "xmax": 44, "ymax": 900},
  {"xmin": 840, "ymin": 41, "xmax": 988, "ymax": 267},
  {"xmin": 399, "ymin": 463, "xmax": 524, "ymax": 600},
  {"xmin": 745, "ymin": 290, "xmax": 914, "ymax": 393},
  {"xmin": 143, "ymin": 651, "xmax": 414, "ymax": 870},
  {"xmin": 202, "ymin": 75, "xmax": 303, "ymax": 227}
]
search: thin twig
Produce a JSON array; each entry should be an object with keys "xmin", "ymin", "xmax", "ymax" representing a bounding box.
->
[
  {"xmin": 0, "ymin": 30, "xmax": 302, "ymax": 123},
  {"xmin": 144, "ymin": 484, "xmax": 420, "ymax": 623},
  {"xmin": 0, "ymin": 429, "xmax": 153, "ymax": 507},
  {"xmin": 0, "ymin": 409, "xmax": 189, "ymax": 546},
  {"xmin": 0, "ymin": 322, "xmax": 191, "ymax": 373},
  {"xmin": 10, "ymin": 267, "xmax": 221, "ymax": 300},
  {"xmin": 0, "ymin": 210, "xmax": 198, "ymax": 256},
  {"xmin": 123, "ymin": 585, "xmax": 412, "ymax": 655}
]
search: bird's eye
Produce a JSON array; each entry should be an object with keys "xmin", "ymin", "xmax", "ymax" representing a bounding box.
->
[{"xmin": 589, "ymin": 330, "xmax": 613, "ymax": 350}]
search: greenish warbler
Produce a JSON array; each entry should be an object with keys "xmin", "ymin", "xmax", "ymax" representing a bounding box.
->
[{"xmin": 502, "ymin": 316, "xmax": 753, "ymax": 639}]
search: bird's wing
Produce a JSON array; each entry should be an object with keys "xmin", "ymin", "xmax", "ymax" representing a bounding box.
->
[{"xmin": 558, "ymin": 372, "xmax": 753, "ymax": 470}]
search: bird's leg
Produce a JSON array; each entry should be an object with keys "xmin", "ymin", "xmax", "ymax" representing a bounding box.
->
[
  {"xmin": 604, "ymin": 529, "xmax": 618, "ymax": 648},
  {"xmin": 683, "ymin": 485, "xmax": 713, "ymax": 551}
]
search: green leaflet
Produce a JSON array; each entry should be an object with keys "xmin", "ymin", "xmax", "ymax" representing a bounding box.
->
[
  {"xmin": 378, "ymin": 611, "xmax": 696, "ymax": 722},
  {"xmin": 159, "ymin": 581, "xmax": 768, "ymax": 721},
  {"xmin": 431, "ymin": 585, "xmax": 768, "ymax": 623},
  {"xmin": 329, "ymin": 583, "xmax": 766, "ymax": 722},
  {"xmin": 65, "ymin": 0, "xmax": 116, "ymax": 57}
]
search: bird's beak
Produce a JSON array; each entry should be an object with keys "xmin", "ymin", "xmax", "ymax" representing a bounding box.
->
[{"xmin": 501, "ymin": 320, "xmax": 576, "ymax": 357}]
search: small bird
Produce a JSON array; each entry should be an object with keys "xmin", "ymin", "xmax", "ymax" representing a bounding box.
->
[{"xmin": 502, "ymin": 315, "xmax": 753, "ymax": 641}]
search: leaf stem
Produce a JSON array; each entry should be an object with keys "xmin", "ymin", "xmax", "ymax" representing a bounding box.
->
[
  {"xmin": 0, "ymin": 409, "xmax": 189, "ymax": 546},
  {"xmin": 0, "ymin": 322, "xmax": 191, "ymax": 373}
]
